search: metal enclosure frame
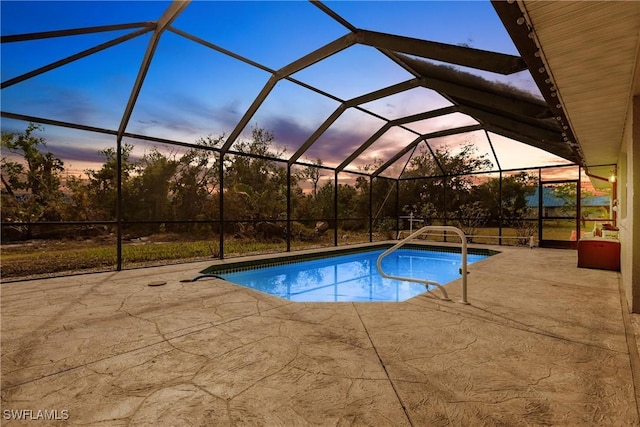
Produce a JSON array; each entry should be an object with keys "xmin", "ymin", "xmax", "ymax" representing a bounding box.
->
[{"xmin": 0, "ymin": 0, "xmax": 588, "ymax": 271}]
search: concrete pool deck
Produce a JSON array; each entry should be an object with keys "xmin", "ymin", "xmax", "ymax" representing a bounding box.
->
[{"xmin": 1, "ymin": 244, "xmax": 639, "ymax": 425}]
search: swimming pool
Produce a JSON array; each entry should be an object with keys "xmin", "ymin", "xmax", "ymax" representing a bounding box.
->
[{"xmin": 203, "ymin": 245, "xmax": 493, "ymax": 302}]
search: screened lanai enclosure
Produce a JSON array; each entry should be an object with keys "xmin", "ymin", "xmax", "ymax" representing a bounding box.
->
[{"xmin": 0, "ymin": 1, "xmax": 616, "ymax": 279}]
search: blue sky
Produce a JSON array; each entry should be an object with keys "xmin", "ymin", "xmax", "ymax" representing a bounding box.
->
[{"xmin": 0, "ymin": 1, "xmax": 570, "ymax": 177}]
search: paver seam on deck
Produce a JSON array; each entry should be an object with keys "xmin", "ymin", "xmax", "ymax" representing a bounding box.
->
[{"xmin": 353, "ymin": 303, "xmax": 414, "ymax": 427}]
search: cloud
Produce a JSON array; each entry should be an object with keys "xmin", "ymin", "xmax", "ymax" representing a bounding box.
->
[
  {"xmin": 170, "ymin": 93, "xmax": 239, "ymax": 129},
  {"xmin": 2, "ymin": 82, "xmax": 121, "ymax": 130},
  {"xmin": 52, "ymin": 88, "xmax": 107, "ymax": 126},
  {"xmin": 228, "ymin": 113, "xmax": 381, "ymax": 167},
  {"xmin": 259, "ymin": 116, "xmax": 315, "ymax": 151},
  {"xmin": 303, "ymin": 125, "xmax": 376, "ymax": 167},
  {"xmin": 124, "ymin": 92, "xmax": 241, "ymax": 143},
  {"xmin": 247, "ymin": 114, "xmax": 431, "ymax": 169},
  {"xmin": 47, "ymin": 144, "xmax": 109, "ymax": 165}
]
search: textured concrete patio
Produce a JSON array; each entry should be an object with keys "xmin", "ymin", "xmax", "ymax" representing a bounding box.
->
[{"xmin": 1, "ymin": 244, "xmax": 638, "ymax": 426}]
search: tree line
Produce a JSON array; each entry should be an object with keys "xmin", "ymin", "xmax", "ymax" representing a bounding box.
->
[{"xmin": 1, "ymin": 123, "xmax": 538, "ymax": 241}]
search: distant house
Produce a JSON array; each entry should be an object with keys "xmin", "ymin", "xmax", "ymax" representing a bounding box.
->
[
  {"xmin": 526, "ymin": 188, "xmax": 569, "ymax": 217},
  {"xmin": 582, "ymin": 195, "xmax": 612, "ymax": 219},
  {"xmin": 526, "ymin": 188, "xmax": 610, "ymax": 218}
]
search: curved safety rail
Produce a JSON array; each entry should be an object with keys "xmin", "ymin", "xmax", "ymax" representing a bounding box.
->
[{"xmin": 376, "ymin": 226, "xmax": 469, "ymax": 304}]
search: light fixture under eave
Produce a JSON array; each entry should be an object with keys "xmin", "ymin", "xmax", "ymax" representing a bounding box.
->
[{"xmin": 609, "ymin": 174, "xmax": 617, "ymax": 183}]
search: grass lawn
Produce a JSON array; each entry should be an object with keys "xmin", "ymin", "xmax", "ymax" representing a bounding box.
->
[{"xmin": 0, "ymin": 233, "xmax": 344, "ymax": 280}]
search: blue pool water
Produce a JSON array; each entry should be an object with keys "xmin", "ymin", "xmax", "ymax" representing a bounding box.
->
[{"xmin": 217, "ymin": 248, "xmax": 489, "ymax": 302}]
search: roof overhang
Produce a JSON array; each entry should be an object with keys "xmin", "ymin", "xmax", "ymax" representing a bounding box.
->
[{"xmin": 494, "ymin": 0, "xmax": 640, "ymax": 172}]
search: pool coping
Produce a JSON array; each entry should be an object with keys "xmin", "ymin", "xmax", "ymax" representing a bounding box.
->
[{"xmin": 201, "ymin": 241, "xmax": 500, "ymax": 275}]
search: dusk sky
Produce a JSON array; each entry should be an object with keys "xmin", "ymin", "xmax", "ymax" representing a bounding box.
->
[{"xmin": 0, "ymin": 1, "xmax": 573, "ymax": 178}]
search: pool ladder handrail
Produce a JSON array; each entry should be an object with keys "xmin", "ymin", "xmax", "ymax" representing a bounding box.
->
[{"xmin": 376, "ymin": 225, "xmax": 469, "ymax": 304}]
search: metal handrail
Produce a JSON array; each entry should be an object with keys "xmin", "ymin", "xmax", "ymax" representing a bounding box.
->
[{"xmin": 376, "ymin": 225, "xmax": 469, "ymax": 304}]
